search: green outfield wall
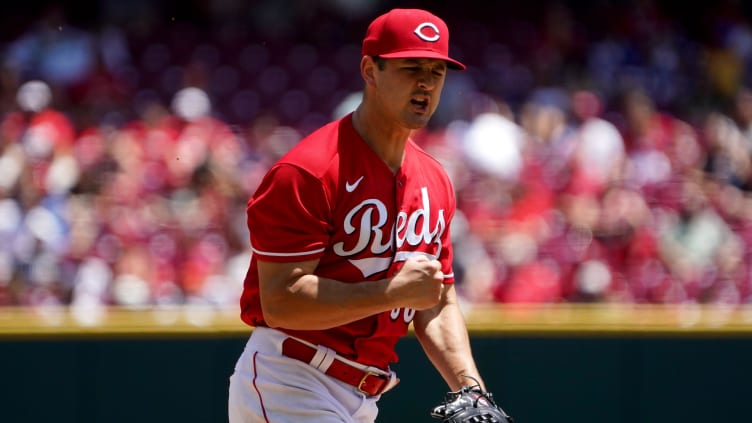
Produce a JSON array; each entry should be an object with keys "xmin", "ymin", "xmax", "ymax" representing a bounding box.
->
[{"xmin": 1, "ymin": 305, "xmax": 750, "ymax": 423}]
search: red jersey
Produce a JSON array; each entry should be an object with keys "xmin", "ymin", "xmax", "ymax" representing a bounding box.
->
[{"xmin": 240, "ymin": 113, "xmax": 456, "ymax": 370}]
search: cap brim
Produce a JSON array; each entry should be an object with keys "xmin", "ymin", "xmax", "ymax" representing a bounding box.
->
[{"xmin": 378, "ymin": 50, "xmax": 466, "ymax": 70}]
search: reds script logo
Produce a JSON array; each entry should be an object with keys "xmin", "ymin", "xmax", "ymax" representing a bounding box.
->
[
  {"xmin": 414, "ymin": 22, "xmax": 440, "ymax": 42},
  {"xmin": 332, "ymin": 187, "xmax": 446, "ymax": 277}
]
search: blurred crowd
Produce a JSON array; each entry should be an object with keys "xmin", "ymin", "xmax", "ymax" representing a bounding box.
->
[{"xmin": 2, "ymin": 0, "xmax": 752, "ymax": 308}]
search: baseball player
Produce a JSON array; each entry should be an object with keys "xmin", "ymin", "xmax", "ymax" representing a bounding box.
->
[{"xmin": 229, "ymin": 8, "xmax": 501, "ymax": 423}]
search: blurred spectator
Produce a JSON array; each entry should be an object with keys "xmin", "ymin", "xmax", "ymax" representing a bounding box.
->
[
  {"xmin": 565, "ymin": 89, "xmax": 626, "ymax": 197},
  {"xmin": 619, "ymin": 88, "xmax": 703, "ymax": 212},
  {"xmin": 3, "ymin": 6, "xmax": 96, "ymax": 87},
  {"xmin": 620, "ymin": 88, "xmax": 675, "ymax": 189},
  {"xmin": 656, "ymin": 178, "xmax": 741, "ymax": 304},
  {"xmin": 460, "ymin": 95, "xmax": 525, "ymax": 182},
  {"xmin": 732, "ymin": 87, "xmax": 752, "ymax": 148},
  {"xmin": 701, "ymin": 111, "xmax": 751, "ymax": 190}
]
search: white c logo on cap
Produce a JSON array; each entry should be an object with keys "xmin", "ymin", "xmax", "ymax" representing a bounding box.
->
[{"xmin": 414, "ymin": 22, "xmax": 440, "ymax": 42}]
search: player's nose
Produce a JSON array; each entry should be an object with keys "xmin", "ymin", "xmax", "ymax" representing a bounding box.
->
[{"xmin": 416, "ymin": 71, "xmax": 439, "ymax": 90}]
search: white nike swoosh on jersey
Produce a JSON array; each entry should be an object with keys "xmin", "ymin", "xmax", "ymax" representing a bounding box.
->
[{"xmin": 345, "ymin": 176, "xmax": 364, "ymax": 192}]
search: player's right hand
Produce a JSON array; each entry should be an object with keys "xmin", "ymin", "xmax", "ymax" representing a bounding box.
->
[{"xmin": 389, "ymin": 256, "xmax": 445, "ymax": 310}]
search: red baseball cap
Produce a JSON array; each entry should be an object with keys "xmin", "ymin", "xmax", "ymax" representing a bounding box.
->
[{"xmin": 362, "ymin": 9, "xmax": 466, "ymax": 71}]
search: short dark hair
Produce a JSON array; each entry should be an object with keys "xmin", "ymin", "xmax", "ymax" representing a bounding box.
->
[{"xmin": 371, "ymin": 55, "xmax": 386, "ymax": 70}]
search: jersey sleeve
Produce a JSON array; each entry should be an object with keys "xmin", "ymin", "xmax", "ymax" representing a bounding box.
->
[{"xmin": 247, "ymin": 163, "xmax": 332, "ymax": 262}]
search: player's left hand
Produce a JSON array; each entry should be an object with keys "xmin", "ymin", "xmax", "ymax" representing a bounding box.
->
[{"xmin": 430, "ymin": 376, "xmax": 514, "ymax": 423}]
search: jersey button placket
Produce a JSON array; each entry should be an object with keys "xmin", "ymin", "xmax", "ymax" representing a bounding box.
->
[{"xmin": 395, "ymin": 174, "xmax": 406, "ymax": 210}]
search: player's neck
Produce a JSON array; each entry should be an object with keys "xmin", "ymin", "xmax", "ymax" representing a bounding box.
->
[{"xmin": 352, "ymin": 106, "xmax": 408, "ymax": 173}]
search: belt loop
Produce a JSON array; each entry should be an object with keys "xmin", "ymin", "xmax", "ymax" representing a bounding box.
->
[
  {"xmin": 309, "ymin": 345, "xmax": 337, "ymax": 372},
  {"xmin": 383, "ymin": 371, "xmax": 400, "ymax": 393}
]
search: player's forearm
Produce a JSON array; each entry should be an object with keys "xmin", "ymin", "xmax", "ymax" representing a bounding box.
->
[
  {"xmin": 414, "ymin": 289, "xmax": 484, "ymax": 391},
  {"xmin": 259, "ymin": 257, "xmax": 444, "ymax": 330},
  {"xmin": 261, "ymin": 274, "xmax": 397, "ymax": 330}
]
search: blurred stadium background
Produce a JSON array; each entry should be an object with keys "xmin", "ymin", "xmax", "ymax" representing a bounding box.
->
[{"xmin": 3, "ymin": 0, "xmax": 752, "ymax": 422}]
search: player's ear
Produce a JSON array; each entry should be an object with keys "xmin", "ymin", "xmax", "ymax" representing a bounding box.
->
[{"xmin": 361, "ymin": 56, "xmax": 377, "ymax": 86}]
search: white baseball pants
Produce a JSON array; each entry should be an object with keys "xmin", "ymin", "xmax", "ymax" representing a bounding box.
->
[{"xmin": 228, "ymin": 327, "xmax": 380, "ymax": 423}]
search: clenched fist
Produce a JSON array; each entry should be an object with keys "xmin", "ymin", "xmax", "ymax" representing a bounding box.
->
[{"xmin": 388, "ymin": 256, "xmax": 445, "ymax": 310}]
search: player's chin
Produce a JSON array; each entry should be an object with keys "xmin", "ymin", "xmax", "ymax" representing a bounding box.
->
[{"xmin": 402, "ymin": 111, "xmax": 434, "ymax": 129}]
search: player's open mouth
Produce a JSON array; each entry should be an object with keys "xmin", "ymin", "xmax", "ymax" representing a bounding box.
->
[{"xmin": 411, "ymin": 97, "xmax": 429, "ymax": 112}]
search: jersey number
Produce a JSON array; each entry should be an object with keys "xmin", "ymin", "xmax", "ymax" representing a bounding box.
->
[{"xmin": 390, "ymin": 307, "xmax": 415, "ymax": 323}]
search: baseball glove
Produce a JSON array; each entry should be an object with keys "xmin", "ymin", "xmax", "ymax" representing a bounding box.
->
[{"xmin": 430, "ymin": 376, "xmax": 514, "ymax": 423}]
